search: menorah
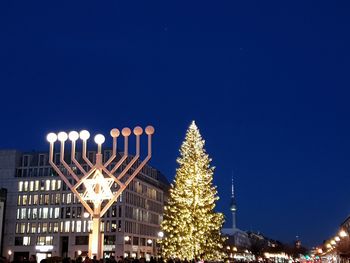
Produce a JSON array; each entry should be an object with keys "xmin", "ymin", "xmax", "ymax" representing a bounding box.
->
[{"xmin": 46, "ymin": 126, "xmax": 154, "ymax": 259}]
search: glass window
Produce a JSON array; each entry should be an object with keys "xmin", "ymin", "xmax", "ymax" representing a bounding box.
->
[
  {"xmin": 18, "ymin": 181, "xmax": 23, "ymax": 192},
  {"xmin": 45, "ymin": 180, "xmax": 50, "ymax": 191},
  {"xmin": 67, "ymin": 193, "xmax": 72, "ymax": 204},
  {"xmin": 20, "ymin": 223, "xmax": 26, "ymax": 234},
  {"xmin": 44, "ymin": 194, "xmax": 49, "ymax": 205},
  {"xmin": 23, "ymin": 181, "xmax": 28, "ymax": 192},
  {"xmin": 33, "ymin": 195, "xmax": 38, "ymax": 205},
  {"xmin": 21, "ymin": 208, "xmax": 26, "ymax": 219},
  {"xmin": 23, "ymin": 236, "xmax": 30, "ymax": 246},
  {"xmin": 35, "ymin": 180, "xmax": 39, "ymax": 191},
  {"xmin": 43, "ymin": 207, "xmax": 48, "ymax": 219},
  {"xmin": 54, "ymin": 208, "xmax": 59, "ymax": 219},
  {"xmin": 51, "ymin": 180, "xmax": 56, "ymax": 191},
  {"xmin": 32, "ymin": 208, "xmax": 37, "ymax": 219},
  {"xmin": 57, "ymin": 180, "xmax": 62, "ymax": 190},
  {"xmin": 22, "ymin": 195, "xmax": 28, "ymax": 205},
  {"xmin": 29, "ymin": 181, "xmax": 34, "ymax": 191},
  {"xmin": 53, "ymin": 223, "xmax": 59, "ymax": 233},
  {"xmin": 39, "ymin": 154, "xmax": 45, "ymax": 166},
  {"xmin": 76, "ymin": 221, "xmax": 81, "ymax": 232},
  {"xmin": 65, "ymin": 221, "xmax": 70, "ymax": 232},
  {"xmin": 55, "ymin": 193, "xmax": 60, "ymax": 204},
  {"xmin": 31, "ymin": 223, "xmax": 36, "ymax": 233},
  {"xmin": 42, "ymin": 223, "xmax": 48, "ymax": 233},
  {"xmin": 15, "ymin": 237, "xmax": 23, "ymax": 246}
]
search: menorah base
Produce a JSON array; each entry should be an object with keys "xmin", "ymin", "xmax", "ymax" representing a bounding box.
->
[{"xmin": 88, "ymin": 217, "xmax": 104, "ymax": 259}]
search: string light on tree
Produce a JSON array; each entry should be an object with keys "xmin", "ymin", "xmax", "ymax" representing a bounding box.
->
[{"xmin": 160, "ymin": 121, "xmax": 225, "ymax": 260}]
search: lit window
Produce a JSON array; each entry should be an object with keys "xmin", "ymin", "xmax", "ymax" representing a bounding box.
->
[
  {"xmin": 36, "ymin": 236, "xmax": 53, "ymax": 245},
  {"xmin": 33, "ymin": 195, "xmax": 38, "ymax": 205},
  {"xmin": 23, "ymin": 236, "xmax": 30, "ymax": 246},
  {"xmin": 43, "ymin": 207, "xmax": 48, "ymax": 219},
  {"xmin": 18, "ymin": 181, "xmax": 23, "ymax": 192},
  {"xmin": 24, "ymin": 181, "xmax": 28, "ymax": 191},
  {"xmin": 35, "ymin": 180, "xmax": 39, "ymax": 191},
  {"xmin": 45, "ymin": 180, "xmax": 50, "ymax": 191},
  {"xmin": 54, "ymin": 208, "xmax": 59, "ymax": 219},
  {"xmin": 21, "ymin": 208, "xmax": 26, "ymax": 219},
  {"xmin": 55, "ymin": 194, "xmax": 60, "ymax": 204},
  {"xmin": 29, "ymin": 181, "xmax": 34, "ymax": 191},
  {"xmin": 65, "ymin": 221, "xmax": 70, "ymax": 232},
  {"xmin": 57, "ymin": 180, "xmax": 62, "ymax": 190},
  {"xmin": 27, "ymin": 208, "xmax": 31, "ymax": 219},
  {"xmin": 51, "ymin": 180, "xmax": 56, "ymax": 191},
  {"xmin": 53, "ymin": 223, "xmax": 59, "ymax": 233},
  {"xmin": 31, "ymin": 223, "xmax": 36, "ymax": 233},
  {"xmin": 28, "ymin": 195, "xmax": 32, "ymax": 205},
  {"xmin": 16, "ymin": 209, "xmax": 20, "ymax": 219},
  {"xmin": 22, "ymin": 195, "xmax": 28, "ymax": 205},
  {"xmin": 76, "ymin": 221, "xmax": 81, "ymax": 232},
  {"xmin": 67, "ymin": 193, "xmax": 72, "ymax": 204},
  {"xmin": 49, "ymin": 207, "xmax": 53, "ymax": 218},
  {"xmin": 20, "ymin": 223, "xmax": 26, "ymax": 233},
  {"xmin": 17, "ymin": 196, "xmax": 21, "ymax": 205},
  {"xmin": 32, "ymin": 208, "xmax": 37, "ymax": 219},
  {"xmin": 42, "ymin": 223, "xmax": 48, "ymax": 233},
  {"xmin": 44, "ymin": 195, "xmax": 49, "ymax": 205}
]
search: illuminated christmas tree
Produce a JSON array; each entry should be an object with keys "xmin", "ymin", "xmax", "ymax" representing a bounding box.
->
[{"xmin": 160, "ymin": 121, "xmax": 225, "ymax": 260}]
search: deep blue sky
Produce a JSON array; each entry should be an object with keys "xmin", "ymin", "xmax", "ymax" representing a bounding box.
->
[{"xmin": 1, "ymin": 1, "xmax": 350, "ymax": 247}]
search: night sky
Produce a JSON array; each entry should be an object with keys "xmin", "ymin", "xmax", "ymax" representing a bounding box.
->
[{"xmin": 1, "ymin": 1, "xmax": 350, "ymax": 247}]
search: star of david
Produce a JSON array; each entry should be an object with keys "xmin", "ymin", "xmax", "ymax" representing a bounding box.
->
[{"xmin": 82, "ymin": 169, "xmax": 114, "ymax": 204}]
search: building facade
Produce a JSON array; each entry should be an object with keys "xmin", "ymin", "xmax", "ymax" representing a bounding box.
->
[{"xmin": 0, "ymin": 150, "xmax": 169, "ymax": 262}]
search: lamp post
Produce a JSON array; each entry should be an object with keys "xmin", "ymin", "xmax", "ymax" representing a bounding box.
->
[
  {"xmin": 8, "ymin": 250, "xmax": 12, "ymax": 262},
  {"xmin": 157, "ymin": 231, "xmax": 164, "ymax": 258},
  {"xmin": 47, "ymin": 126, "xmax": 154, "ymax": 259}
]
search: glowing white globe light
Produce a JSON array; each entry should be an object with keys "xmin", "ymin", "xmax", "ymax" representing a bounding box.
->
[
  {"xmin": 68, "ymin": 131, "xmax": 79, "ymax": 141},
  {"xmin": 94, "ymin": 134, "xmax": 105, "ymax": 144},
  {"xmin": 46, "ymin": 133, "xmax": 57, "ymax": 143},
  {"xmin": 145, "ymin": 125, "xmax": 155, "ymax": 135},
  {"xmin": 57, "ymin": 132, "xmax": 68, "ymax": 142},
  {"xmin": 79, "ymin": 130, "xmax": 90, "ymax": 140}
]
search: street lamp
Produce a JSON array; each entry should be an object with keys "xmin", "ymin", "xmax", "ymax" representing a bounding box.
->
[
  {"xmin": 157, "ymin": 231, "xmax": 164, "ymax": 258},
  {"xmin": 47, "ymin": 126, "xmax": 154, "ymax": 259},
  {"xmin": 339, "ymin": 230, "xmax": 348, "ymax": 238},
  {"xmin": 8, "ymin": 250, "xmax": 12, "ymax": 262}
]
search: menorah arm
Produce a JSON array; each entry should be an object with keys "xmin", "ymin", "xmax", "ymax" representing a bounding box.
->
[
  {"xmin": 59, "ymin": 141, "xmax": 80, "ymax": 182},
  {"xmin": 82, "ymin": 140, "xmax": 94, "ymax": 168},
  {"xmin": 101, "ymin": 166, "xmax": 124, "ymax": 188},
  {"xmin": 100, "ymin": 155, "xmax": 151, "ymax": 217},
  {"xmin": 49, "ymin": 143, "xmax": 94, "ymax": 215},
  {"xmin": 110, "ymin": 135, "xmax": 129, "ymax": 173},
  {"xmin": 100, "ymin": 134, "xmax": 152, "ymax": 217},
  {"xmin": 104, "ymin": 137, "xmax": 117, "ymax": 168},
  {"xmin": 71, "ymin": 141, "xmax": 87, "ymax": 176}
]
